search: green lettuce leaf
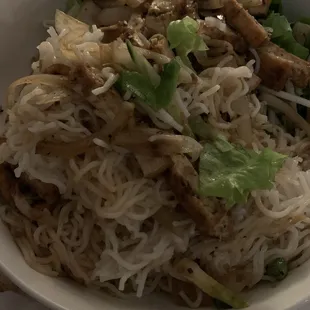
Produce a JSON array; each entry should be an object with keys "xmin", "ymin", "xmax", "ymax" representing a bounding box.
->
[
  {"xmin": 199, "ymin": 137, "xmax": 287, "ymax": 207},
  {"xmin": 263, "ymin": 12, "xmax": 309, "ymax": 59},
  {"xmin": 155, "ymin": 60, "xmax": 180, "ymax": 108},
  {"xmin": 167, "ymin": 17, "xmax": 207, "ymax": 67}
]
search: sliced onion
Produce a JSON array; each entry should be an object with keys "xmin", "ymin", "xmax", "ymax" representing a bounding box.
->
[
  {"xmin": 249, "ymin": 48, "xmax": 260, "ymax": 74},
  {"xmin": 6, "ymin": 75, "xmax": 70, "ymax": 110},
  {"xmin": 37, "ymin": 102, "xmax": 135, "ymax": 157},
  {"xmin": 149, "ymin": 134, "xmax": 203, "ymax": 162},
  {"xmin": 55, "ymin": 10, "xmax": 89, "ymax": 34}
]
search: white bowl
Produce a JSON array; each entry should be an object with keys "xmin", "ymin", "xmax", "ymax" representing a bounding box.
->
[{"xmin": 1, "ymin": 1, "xmax": 310, "ymax": 309}]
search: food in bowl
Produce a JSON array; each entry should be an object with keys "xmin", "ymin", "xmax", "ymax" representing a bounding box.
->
[{"xmin": 1, "ymin": 0, "xmax": 310, "ymax": 308}]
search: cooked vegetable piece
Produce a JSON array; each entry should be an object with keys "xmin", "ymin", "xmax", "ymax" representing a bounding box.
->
[
  {"xmin": 199, "ymin": 136, "xmax": 287, "ymax": 207},
  {"xmin": 167, "ymin": 16, "xmax": 208, "ymax": 67},
  {"xmin": 173, "ymin": 259, "xmax": 248, "ymax": 309},
  {"xmin": 265, "ymin": 257, "xmax": 288, "ymax": 281}
]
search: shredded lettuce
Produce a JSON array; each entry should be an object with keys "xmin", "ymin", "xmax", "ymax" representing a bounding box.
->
[
  {"xmin": 167, "ymin": 17, "xmax": 208, "ymax": 67},
  {"xmin": 199, "ymin": 137, "xmax": 287, "ymax": 207},
  {"xmin": 263, "ymin": 12, "xmax": 309, "ymax": 59}
]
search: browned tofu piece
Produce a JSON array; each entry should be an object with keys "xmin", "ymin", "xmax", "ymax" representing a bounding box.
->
[
  {"xmin": 223, "ymin": 0, "xmax": 269, "ymax": 47},
  {"xmin": 257, "ymin": 49, "xmax": 292, "ymax": 91},
  {"xmin": 168, "ymin": 155, "xmax": 231, "ymax": 239},
  {"xmin": 257, "ymin": 42, "xmax": 310, "ymax": 90}
]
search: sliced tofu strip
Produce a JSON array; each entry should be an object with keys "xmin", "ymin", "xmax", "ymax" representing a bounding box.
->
[
  {"xmin": 168, "ymin": 155, "xmax": 232, "ymax": 239},
  {"xmin": 223, "ymin": 0, "xmax": 269, "ymax": 48},
  {"xmin": 257, "ymin": 42, "xmax": 310, "ymax": 90}
]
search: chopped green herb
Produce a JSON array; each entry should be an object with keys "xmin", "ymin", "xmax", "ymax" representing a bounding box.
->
[
  {"xmin": 155, "ymin": 60, "xmax": 180, "ymax": 109},
  {"xmin": 265, "ymin": 257, "xmax": 288, "ymax": 281}
]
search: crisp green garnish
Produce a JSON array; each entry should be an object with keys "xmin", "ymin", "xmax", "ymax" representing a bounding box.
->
[
  {"xmin": 155, "ymin": 60, "xmax": 180, "ymax": 109},
  {"xmin": 265, "ymin": 257, "xmax": 288, "ymax": 281}
]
